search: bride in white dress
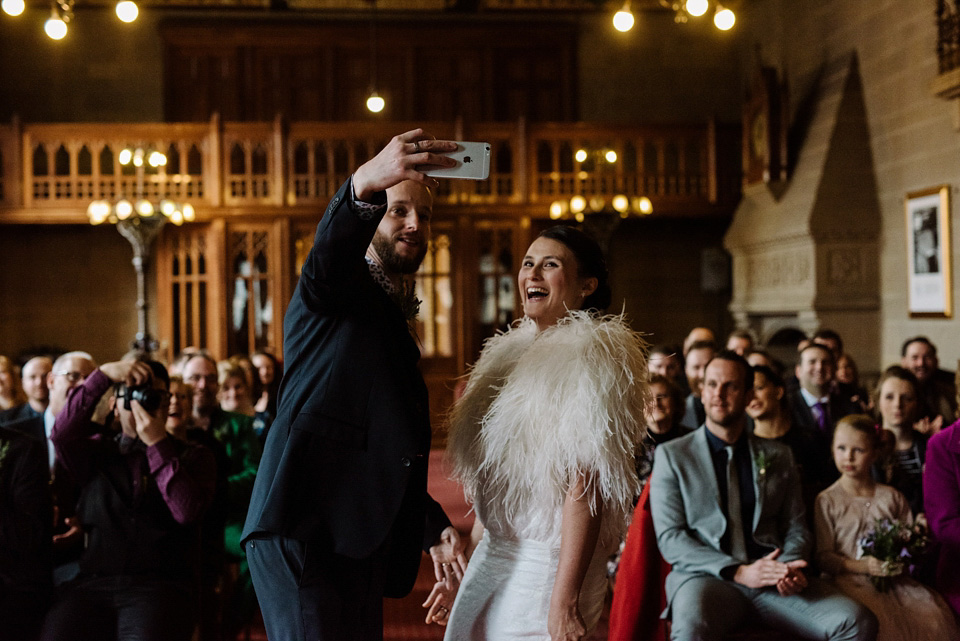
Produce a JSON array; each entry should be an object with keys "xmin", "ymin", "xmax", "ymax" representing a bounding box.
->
[{"xmin": 424, "ymin": 226, "xmax": 649, "ymax": 640}]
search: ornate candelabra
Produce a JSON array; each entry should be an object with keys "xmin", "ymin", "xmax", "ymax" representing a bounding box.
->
[{"xmin": 87, "ymin": 147, "xmax": 195, "ymax": 355}]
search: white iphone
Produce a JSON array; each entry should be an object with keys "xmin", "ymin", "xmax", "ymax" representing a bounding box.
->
[{"xmin": 423, "ymin": 142, "xmax": 491, "ymax": 180}]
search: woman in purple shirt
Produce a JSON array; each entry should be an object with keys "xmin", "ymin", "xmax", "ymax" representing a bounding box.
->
[{"xmin": 923, "ymin": 415, "xmax": 960, "ymax": 619}]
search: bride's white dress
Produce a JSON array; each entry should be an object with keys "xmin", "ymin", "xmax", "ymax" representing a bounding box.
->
[{"xmin": 444, "ymin": 312, "xmax": 648, "ymax": 640}]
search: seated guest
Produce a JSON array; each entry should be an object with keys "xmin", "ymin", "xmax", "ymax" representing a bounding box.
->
[
  {"xmin": 636, "ymin": 374, "xmax": 691, "ymax": 490},
  {"xmin": 220, "ymin": 359, "xmax": 273, "ymax": 444},
  {"xmin": 608, "ymin": 374, "xmax": 690, "ymax": 587},
  {"xmin": 746, "ymin": 348, "xmax": 780, "ymax": 374},
  {"xmin": 166, "ymin": 377, "xmax": 229, "ymax": 641},
  {"xmin": 900, "ymin": 336, "xmax": 957, "ymax": 433},
  {"xmin": 0, "ymin": 424, "xmax": 52, "ymax": 641},
  {"xmin": 227, "ymin": 354, "xmax": 257, "ymax": 400},
  {"xmin": 812, "ymin": 328, "xmax": 844, "ymax": 362},
  {"xmin": 648, "ymin": 344, "xmax": 685, "ymax": 393},
  {"xmin": 682, "ymin": 327, "xmax": 715, "ymax": 356},
  {"xmin": 7, "ymin": 351, "xmax": 96, "ymax": 586},
  {"xmin": 725, "ymin": 329, "xmax": 754, "ymax": 356},
  {"xmin": 681, "ymin": 340, "xmax": 716, "ymax": 429},
  {"xmin": 790, "ymin": 343, "xmax": 860, "ymax": 437},
  {"xmin": 874, "ymin": 366, "xmax": 928, "ymax": 517},
  {"xmin": 924, "ymin": 414, "xmax": 960, "ymax": 620},
  {"xmin": 816, "ymin": 415, "xmax": 959, "ymax": 641},
  {"xmin": 0, "ymin": 355, "xmax": 26, "ymax": 411},
  {"xmin": 649, "ymin": 351, "xmax": 877, "ymax": 641},
  {"xmin": 789, "ymin": 343, "xmax": 861, "ymax": 492},
  {"xmin": 747, "ymin": 365, "xmax": 824, "ymax": 510},
  {"xmin": 836, "ymin": 353, "xmax": 871, "ymax": 413},
  {"xmin": 42, "ymin": 358, "xmax": 216, "ymax": 641},
  {"xmin": 251, "ymin": 350, "xmax": 280, "ymax": 419},
  {"xmin": 181, "ymin": 353, "xmax": 260, "ymax": 641},
  {"xmin": 0, "ymin": 356, "xmax": 52, "ymax": 425},
  {"xmin": 217, "ymin": 361, "xmax": 256, "ymax": 418}
]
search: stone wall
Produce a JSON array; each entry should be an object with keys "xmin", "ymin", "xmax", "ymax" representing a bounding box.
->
[{"xmin": 738, "ymin": 0, "xmax": 960, "ymax": 371}]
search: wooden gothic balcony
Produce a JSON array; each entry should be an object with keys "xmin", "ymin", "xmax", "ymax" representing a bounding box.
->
[{"xmin": 0, "ymin": 116, "xmax": 740, "ymax": 223}]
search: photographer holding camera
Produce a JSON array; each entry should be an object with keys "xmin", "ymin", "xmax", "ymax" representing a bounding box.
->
[{"xmin": 41, "ymin": 358, "xmax": 217, "ymax": 641}]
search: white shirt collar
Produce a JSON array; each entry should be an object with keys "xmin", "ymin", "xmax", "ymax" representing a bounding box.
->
[{"xmin": 799, "ymin": 386, "xmax": 829, "ymax": 407}]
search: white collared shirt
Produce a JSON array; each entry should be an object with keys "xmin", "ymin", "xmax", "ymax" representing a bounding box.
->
[{"xmin": 43, "ymin": 406, "xmax": 56, "ymax": 472}]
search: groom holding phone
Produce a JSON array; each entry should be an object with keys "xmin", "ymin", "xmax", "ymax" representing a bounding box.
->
[{"xmin": 242, "ymin": 129, "xmax": 468, "ymax": 641}]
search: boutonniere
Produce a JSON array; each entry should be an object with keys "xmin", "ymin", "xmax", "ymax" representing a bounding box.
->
[
  {"xmin": 0, "ymin": 437, "xmax": 10, "ymax": 473},
  {"xmin": 393, "ymin": 279, "xmax": 421, "ymax": 323},
  {"xmin": 754, "ymin": 449, "xmax": 774, "ymax": 479}
]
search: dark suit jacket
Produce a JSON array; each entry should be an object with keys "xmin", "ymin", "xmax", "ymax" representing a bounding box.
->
[
  {"xmin": 787, "ymin": 388, "xmax": 861, "ymax": 436},
  {"xmin": 241, "ymin": 178, "xmax": 450, "ymax": 597},
  {"xmin": 787, "ymin": 388, "xmax": 861, "ymax": 490},
  {"xmin": 0, "ymin": 403, "xmax": 40, "ymax": 426},
  {"xmin": 6, "ymin": 415, "xmax": 83, "ymax": 566}
]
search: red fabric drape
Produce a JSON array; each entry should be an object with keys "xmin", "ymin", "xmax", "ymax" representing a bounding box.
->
[{"xmin": 607, "ymin": 482, "xmax": 671, "ymax": 641}]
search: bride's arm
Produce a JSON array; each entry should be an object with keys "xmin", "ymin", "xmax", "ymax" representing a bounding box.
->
[
  {"xmin": 467, "ymin": 514, "xmax": 485, "ymax": 559},
  {"xmin": 549, "ymin": 471, "xmax": 603, "ymax": 641}
]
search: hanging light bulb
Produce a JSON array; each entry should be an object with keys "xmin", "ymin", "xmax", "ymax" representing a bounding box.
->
[
  {"xmin": 574, "ymin": 149, "xmax": 588, "ymax": 163},
  {"xmin": 115, "ymin": 200, "xmax": 133, "ymax": 220},
  {"xmin": 549, "ymin": 200, "xmax": 566, "ymax": 220},
  {"xmin": 44, "ymin": 8, "xmax": 68, "ymax": 40},
  {"xmin": 366, "ymin": 91, "xmax": 385, "ymax": 114},
  {"xmin": 714, "ymin": 5, "xmax": 736, "ymax": 30},
  {"xmin": 612, "ymin": 195, "xmax": 629, "ymax": 213},
  {"xmin": 570, "ymin": 195, "xmax": 587, "ymax": 214},
  {"xmin": 605, "ymin": 149, "xmax": 618, "ymax": 163},
  {"xmin": 685, "ymin": 0, "xmax": 708, "ymax": 17},
  {"xmin": 115, "ymin": 0, "xmax": 138, "ymax": 22},
  {"xmin": 2, "ymin": 0, "xmax": 25, "ymax": 17},
  {"xmin": 612, "ymin": 1, "xmax": 634, "ymax": 32}
]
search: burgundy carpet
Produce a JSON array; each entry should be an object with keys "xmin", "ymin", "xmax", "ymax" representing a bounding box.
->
[{"xmin": 240, "ymin": 449, "xmax": 610, "ymax": 640}]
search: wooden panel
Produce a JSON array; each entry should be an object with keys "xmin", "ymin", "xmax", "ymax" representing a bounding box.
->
[{"xmin": 160, "ymin": 21, "xmax": 577, "ymax": 123}]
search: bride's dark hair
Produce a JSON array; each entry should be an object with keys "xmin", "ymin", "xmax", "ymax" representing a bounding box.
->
[{"xmin": 538, "ymin": 225, "xmax": 611, "ymax": 312}]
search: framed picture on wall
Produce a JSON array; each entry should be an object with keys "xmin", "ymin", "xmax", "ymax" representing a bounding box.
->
[{"xmin": 905, "ymin": 185, "xmax": 952, "ymax": 318}]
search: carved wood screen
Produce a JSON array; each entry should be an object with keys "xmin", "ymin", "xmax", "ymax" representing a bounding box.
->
[
  {"xmin": 225, "ymin": 222, "xmax": 287, "ymax": 357},
  {"xmin": 161, "ymin": 22, "xmax": 577, "ymax": 123},
  {"xmin": 156, "ymin": 221, "xmax": 226, "ymax": 362}
]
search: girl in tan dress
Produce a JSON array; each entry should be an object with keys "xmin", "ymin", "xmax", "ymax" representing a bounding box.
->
[{"xmin": 815, "ymin": 415, "xmax": 959, "ymax": 641}]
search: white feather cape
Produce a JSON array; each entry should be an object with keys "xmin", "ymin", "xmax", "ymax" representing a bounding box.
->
[{"xmin": 447, "ymin": 311, "xmax": 649, "ymax": 545}]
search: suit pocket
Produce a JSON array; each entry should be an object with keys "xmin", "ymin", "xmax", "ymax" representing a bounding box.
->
[{"xmin": 290, "ymin": 410, "xmax": 367, "ymax": 450}]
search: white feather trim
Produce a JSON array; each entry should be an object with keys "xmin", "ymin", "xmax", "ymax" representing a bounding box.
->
[{"xmin": 447, "ymin": 310, "xmax": 649, "ymax": 545}]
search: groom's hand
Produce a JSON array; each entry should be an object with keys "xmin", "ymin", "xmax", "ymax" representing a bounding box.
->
[
  {"xmin": 776, "ymin": 560, "xmax": 809, "ymax": 596},
  {"xmin": 429, "ymin": 526, "xmax": 468, "ymax": 589},
  {"xmin": 733, "ymin": 548, "xmax": 791, "ymax": 589}
]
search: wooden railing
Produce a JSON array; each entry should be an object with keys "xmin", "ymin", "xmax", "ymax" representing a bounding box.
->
[{"xmin": 0, "ymin": 116, "xmax": 741, "ymax": 222}]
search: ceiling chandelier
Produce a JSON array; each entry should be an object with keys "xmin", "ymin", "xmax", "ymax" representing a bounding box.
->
[
  {"xmin": 614, "ymin": 0, "xmax": 736, "ymax": 33},
  {"xmin": 2, "ymin": 0, "xmax": 140, "ymax": 40}
]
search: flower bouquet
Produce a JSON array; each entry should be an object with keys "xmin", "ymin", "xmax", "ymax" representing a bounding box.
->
[{"xmin": 857, "ymin": 517, "xmax": 929, "ymax": 592}]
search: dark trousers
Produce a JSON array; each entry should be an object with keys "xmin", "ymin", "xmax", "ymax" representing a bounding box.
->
[
  {"xmin": 39, "ymin": 575, "xmax": 195, "ymax": 641},
  {"xmin": 246, "ymin": 534, "xmax": 388, "ymax": 641}
]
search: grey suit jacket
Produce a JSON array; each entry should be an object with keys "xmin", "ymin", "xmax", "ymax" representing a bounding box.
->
[{"xmin": 649, "ymin": 426, "xmax": 810, "ymax": 610}]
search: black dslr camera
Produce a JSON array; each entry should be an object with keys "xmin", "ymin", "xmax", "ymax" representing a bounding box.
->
[{"xmin": 120, "ymin": 384, "xmax": 166, "ymax": 414}]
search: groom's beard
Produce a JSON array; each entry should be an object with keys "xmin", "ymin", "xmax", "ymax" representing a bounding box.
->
[{"xmin": 372, "ymin": 230, "xmax": 428, "ymax": 275}]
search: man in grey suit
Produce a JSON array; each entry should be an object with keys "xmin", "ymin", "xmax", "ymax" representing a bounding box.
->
[{"xmin": 650, "ymin": 350, "xmax": 877, "ymax": 641}]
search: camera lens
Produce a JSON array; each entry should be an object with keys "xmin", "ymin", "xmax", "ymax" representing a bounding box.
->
[{"xmin": 123, "ymin": 385, "xmax": 164, "ymax": 413}]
